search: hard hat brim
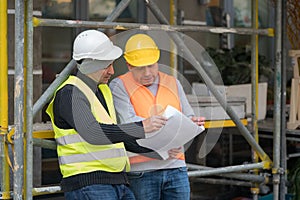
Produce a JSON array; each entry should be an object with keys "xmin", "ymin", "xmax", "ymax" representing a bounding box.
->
[
  {"xmin": 124, "ymin": 49, "xmax": 160, "ymax": 67},
  {"xmin": 73, "ymin": 43, "xmax": 123, "ymax": 61},
  {"xmin": 99, "ymin": 45, "xmax": 123, "ymax": 61}
]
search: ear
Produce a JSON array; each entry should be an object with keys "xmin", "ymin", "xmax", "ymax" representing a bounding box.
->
[{"xmin": 127, "ymin": 62, "xmax": 133, "ymax": 71}]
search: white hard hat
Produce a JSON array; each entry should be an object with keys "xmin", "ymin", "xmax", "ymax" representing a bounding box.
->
[{"xmin": 72, "ymin": 30, "xmax": 122, "ymax": 61}]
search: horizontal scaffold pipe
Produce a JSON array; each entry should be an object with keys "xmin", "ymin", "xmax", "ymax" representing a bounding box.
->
[
  {"xmin": 33, "ymin": 17, "xmax": 274, "ymax": 36},
  {"xmin": 191, "ymin": 178, "xmax": 253, "ymax": 187},
  {"xmin": 188, "ymin": 162, "xmax": 265, "ymax": 177},
  {"xmin": 32, "ymin": 186, "xmax": 61, "ymax": 196},
  {"xmin": 33, "ymin": 138, "xmax": 56, "ymax": 150},
  {"xmin": 187, "ymin": 163, "xmax": 266, "ymax": 183}
]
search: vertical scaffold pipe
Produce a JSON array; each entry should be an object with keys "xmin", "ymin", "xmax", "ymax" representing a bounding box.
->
[
  {"xmin": 14, "ymin": 0, "xmax": 25, "ymax": 199},
  {"xmin": 250, "ymin": 0, "xmax": 259, "ymax": 199},
  {"xmin": 279, "ymin": 0, "xmax": 288, "ymax": 198},
  {"xmin": 25, "ymin": 0, "xmax": 34, "ymax": 199},
  {"xmin": 0, "ymin": 0, "xmax": 10, "ymax": 199},
  {"xmin": 273, "ymin": 0, "xmax": 283, "ymax": 199}
]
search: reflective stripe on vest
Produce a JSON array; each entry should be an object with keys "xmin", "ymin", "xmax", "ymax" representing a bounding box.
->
[
  {"xmin": 119, "ymin": 72, "xmax": 184, "ymax": 164},
  {"xmin": 60, "ymin": 148, "xmax": 126, "ymax": 165},
  {"xmin": 46, "ymin": 76, "xmax": 130, "ymax": 178}
]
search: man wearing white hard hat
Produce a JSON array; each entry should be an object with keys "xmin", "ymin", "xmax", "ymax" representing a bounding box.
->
[{"xmin": 46, "ymin": 30, "xmax": 167, "ymax": 200}]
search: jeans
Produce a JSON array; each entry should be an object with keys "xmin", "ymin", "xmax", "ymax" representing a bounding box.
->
[
  {"xmin": 128, "ymin": 167, "xmax": 190, "ymax": 200},
  {"xmin": 65, "ymin": 184, "xmax": 136, "ymax": 200}
]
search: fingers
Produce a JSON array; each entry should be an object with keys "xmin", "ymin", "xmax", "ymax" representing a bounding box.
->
[
  {"xmin": 142, "ymin": 115, "xmax": 167, "ymax": 133},
  {"xmin": 191, "ymin": 116, "xmax": 205, "ymax": 126},
  {"xmin": 151, "ymin": 115, "xmax": 167, "ymax": 128},
  {"xmin": 168, "ymin": 147, "xmax": 182, "ymax": 159}
]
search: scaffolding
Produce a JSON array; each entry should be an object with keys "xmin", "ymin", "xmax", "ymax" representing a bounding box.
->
[{"xmin": 0, "ymin": 0, "xmax": 286, "ymax": 199}]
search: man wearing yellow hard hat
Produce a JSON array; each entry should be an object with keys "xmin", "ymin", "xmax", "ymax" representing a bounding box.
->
[{"xmin": 110, "ymin": 33, "xmax": 205, "ymax": 200}]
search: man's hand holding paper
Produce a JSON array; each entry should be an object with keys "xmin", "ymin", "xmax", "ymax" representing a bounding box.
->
[{"xmin": 137, "ymin": 105, "xmax": 205, "ymax": 159}]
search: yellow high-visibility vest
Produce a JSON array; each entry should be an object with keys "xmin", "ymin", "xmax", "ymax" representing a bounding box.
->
[{"xmin": 46, "ymin": 76, "xmax": 130, "ymax": 178}]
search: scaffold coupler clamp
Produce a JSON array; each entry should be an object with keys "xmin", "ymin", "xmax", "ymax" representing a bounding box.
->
[{"xmin": 0, "ymin": 191, "xmax": 13, "ymax": 199}]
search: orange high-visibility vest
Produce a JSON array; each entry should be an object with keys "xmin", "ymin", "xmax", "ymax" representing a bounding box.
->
[{"xmin": 119, "ymin": 71, "xmax": 185, "ymax": 164}]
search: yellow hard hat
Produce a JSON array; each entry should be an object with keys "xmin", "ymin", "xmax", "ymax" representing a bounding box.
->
[{"xmin": 124, "ymin": 34, "xmax": 160, "ymax": 67}]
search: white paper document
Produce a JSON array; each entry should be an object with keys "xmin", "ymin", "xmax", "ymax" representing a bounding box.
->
[{"xmin": 137, "ymin": 105, "xmax": 205, "ymax": 159}]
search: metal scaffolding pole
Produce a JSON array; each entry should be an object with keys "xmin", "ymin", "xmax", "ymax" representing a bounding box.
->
[
  {"xmin": 0, "ymin": 0, "xmax": 10, "ymax": 199},
  {"xmin": 273, "ymin": 0, "xmax": 283, "ymax": 199},
  {"xmin": 188, "ymin": 162, "xmax": 265, "ymax": 177},
  {"xmin": 32, "ymin": 59, "xmax": 76, "ymax": 118},
  {"xmin": 187, "ymin": 164, "xmax": 266, "ymax": 183},
  {"xmin": 25, "ymin": 0, "xmax": 34, "ymax": 199},
  {"xmin": 191, "ymin": 178, "xmax": 253, "ymax": 187},
  {"xmin": 280, "ymin": 0, "xmax": 288, "ymax": 198},
  {"xmin": 104, "ymin": 0, "xmax": 131, "ymax": 22},
  {"xmin": 251, "ymin": 0, "xmax": 259, "ymax": 198},
  {"xmin": 32, "ymin": 138, "xmax": 56, "ymax": 150},
  {"xmin": 144, "ymin": 0, "xmax": 272, "ymax": 165},
  {"xmin": 14, "ymin": 0, "xmax": 25, "ymax": 199},
  {"xmin": 32, "ymin": 186, "xmax": 61, "ymax": 197},
  {"xmin": 33, "ymin": 18, "xmax": 273, "ymax": 36}
]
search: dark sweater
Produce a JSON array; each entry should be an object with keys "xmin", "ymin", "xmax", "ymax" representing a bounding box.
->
[{"xmin": 53, "ymin": 71, "xmax": 159, "ymax": 191}]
